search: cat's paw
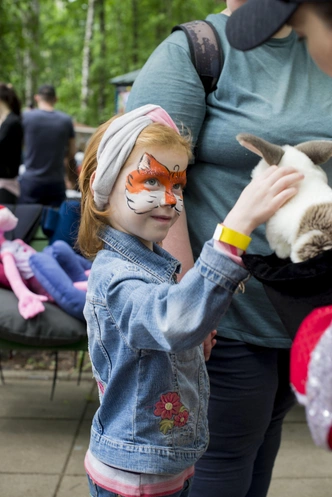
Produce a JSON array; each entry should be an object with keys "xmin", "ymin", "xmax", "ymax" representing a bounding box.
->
[{"xmin": 274, "ymin": 243, "xmax": 291, "ymax": 260}]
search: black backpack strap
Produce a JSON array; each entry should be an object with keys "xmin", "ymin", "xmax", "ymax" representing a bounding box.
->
[{"xmin": 172, "ymin": 20, "xmax": 223, "ymax": 96}]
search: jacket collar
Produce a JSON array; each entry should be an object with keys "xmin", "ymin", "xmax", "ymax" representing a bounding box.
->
[{"xmin": 99, "ymin": 226, "xmax": 182, "ymax": 281}]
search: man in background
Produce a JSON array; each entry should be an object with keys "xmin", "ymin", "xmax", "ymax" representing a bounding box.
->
[{"xmin": 20, "ymin": 84, "xmax": 76, "ymax": 206}]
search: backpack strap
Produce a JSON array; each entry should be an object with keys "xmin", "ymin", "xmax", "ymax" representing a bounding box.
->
[{"xmin": 172, "ymin": 20, "xmax": 223, "ymax": 96}]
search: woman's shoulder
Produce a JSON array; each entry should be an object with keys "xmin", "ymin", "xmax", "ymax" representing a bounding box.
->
[
  {"xmin": 164, "ymin": 12, "xmax": 227, "ymax": 51},
  {"xmin": 206, "ymin": 12, "xmax": 228, "ymax": 28}
]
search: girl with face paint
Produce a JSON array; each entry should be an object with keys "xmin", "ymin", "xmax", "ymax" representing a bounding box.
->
[{"xmin": 78, "ymin": 105, "xmax": 302, "ymax": 497}]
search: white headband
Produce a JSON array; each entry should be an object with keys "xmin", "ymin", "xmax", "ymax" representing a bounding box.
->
[{"xmin": 92, "ymin": 104, "xmax": 179, "ymax": 210}]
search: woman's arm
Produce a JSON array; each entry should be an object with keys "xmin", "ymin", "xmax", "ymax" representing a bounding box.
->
[
  {"xmin": 127, "ymin": 32, "xmax": 207, "ymax": 278},
  {"xmin": 162, "ymin": 207, "xmax": 194, "ymax": 280}
]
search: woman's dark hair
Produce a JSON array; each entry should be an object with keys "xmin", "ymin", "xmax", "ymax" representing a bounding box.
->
[{"xmin": 0, "ymin": 83, "xmax": 22, "ymax": 117}]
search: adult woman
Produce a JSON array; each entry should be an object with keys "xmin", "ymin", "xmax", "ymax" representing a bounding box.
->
[
  {"xmin": 0, "ymin": 83, "xmax": 23, "ymax": 204},
  {"xmin": 126, "ymin": 1, "xmax": 332, "ymax": 496},
  {"xmin": 226, "ymin": 0, "xmax": 332, "ymax": 77}
]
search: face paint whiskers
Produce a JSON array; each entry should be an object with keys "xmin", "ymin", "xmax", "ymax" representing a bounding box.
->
[{"xmin": 125, "ymin": 153, "xmax": 187, "ymax": 214}]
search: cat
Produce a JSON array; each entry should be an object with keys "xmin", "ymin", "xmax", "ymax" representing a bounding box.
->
[{"xmin": 125, "ymin": 152, "xmax": 187, "ymax": 215}]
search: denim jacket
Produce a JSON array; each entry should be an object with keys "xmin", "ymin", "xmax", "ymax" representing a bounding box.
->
[{"xmin": 84, "ymin": 226, "xmax": 249, "ymax": 475}]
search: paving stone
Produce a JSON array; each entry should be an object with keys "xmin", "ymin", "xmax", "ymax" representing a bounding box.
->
[
  {"xmin": 268, "ymin": 478, "xmax": 332, "ymax": 497},
  {"xmin": 0, "ymin": 379, "xmax": 94, "ymax": 419},
  {"xmin": 0, "ymin": 419, "xmax": 78, "ymax": 474},
  {"xmin": 0, "ymin": 474, "xmax": 59, "ymax": 497},
  {"xmin": 65, "ymin": 420, "xmax": 91, "ymax": 475},
  {"xmin": 273, "ymin": 423, "xmax": 332, "ymax": 478},
  {"xmin": 57, "ymin": 475, "xmax": 89, "ymax": 497},
  {"xmin": 284, "ymin": 403, "xmax": 306, "ymax": 423}
]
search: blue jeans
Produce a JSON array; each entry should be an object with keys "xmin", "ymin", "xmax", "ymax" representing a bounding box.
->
[
  {"xmin": 87, "ymin": 474, "xmax": 193, "ymax": 497},
  {"xmin": 190, "ymin": 337, "xmax": 295, "ymax": 497}
]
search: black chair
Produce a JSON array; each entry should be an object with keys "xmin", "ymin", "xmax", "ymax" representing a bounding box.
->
[{"xmin": 0, "ymin": 204, "xmax": 88, "ymax": 399}]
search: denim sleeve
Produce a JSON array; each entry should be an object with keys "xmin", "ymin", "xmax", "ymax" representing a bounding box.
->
[
  {"xmin": 126, "ymin": 31, "xmax": 206, "ymax": 146},
  {"xmin": 106, "ymin": 240, "xmax": 249, "ymax": 353}
]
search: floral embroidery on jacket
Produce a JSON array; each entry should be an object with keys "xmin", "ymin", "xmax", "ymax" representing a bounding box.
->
[{"xmin": 154, "ymin": 392, "xmax": 189, "ymax": 434}]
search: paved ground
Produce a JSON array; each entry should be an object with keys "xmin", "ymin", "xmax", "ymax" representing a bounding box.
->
[{"xmin": 0, "ymin": 371, "xmax": 331, "ymax": 497}]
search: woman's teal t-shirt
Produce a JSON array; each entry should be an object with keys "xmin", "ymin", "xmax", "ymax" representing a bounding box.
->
[{"xmin": 127, "ymin": 13, "xmax": 332, "ymax": 348}]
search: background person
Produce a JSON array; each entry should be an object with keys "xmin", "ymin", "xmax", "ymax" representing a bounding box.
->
[
  {"xmin": 78, "ymin": 104, "xmax": 302, "ymax": 497},
  {"xmin": 126, "ymin": 1, "xmax": 332, "ymax": 496},
  {"xmin": 20, "ymin": 84, "xmax": 76, "ymax": 207},
  {"xmin": 0, "ymin": 83, "xmax": 23, "ymax": 204},
  {"xmin": 226, "ymin": 0, "xmax": 332, "ymax": 77}
]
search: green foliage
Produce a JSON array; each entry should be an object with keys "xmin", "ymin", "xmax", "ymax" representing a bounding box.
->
[{"xmin": 2, "ymin": 0, "xmax": 226, "ymax": 126}]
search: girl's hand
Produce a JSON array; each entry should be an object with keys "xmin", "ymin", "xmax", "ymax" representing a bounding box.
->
[
  {"xmin": 223, "ymin": 166, "xmax": 304, "ymax": 236},
  {"xmin": 203, "ymin": 330, "xmax": 217, "ymax": 361}
]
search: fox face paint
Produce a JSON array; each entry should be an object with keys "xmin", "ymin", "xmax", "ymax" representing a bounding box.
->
[{"xmin": 125, "ymin": 153, "xmax": 187, "ymax": 215}]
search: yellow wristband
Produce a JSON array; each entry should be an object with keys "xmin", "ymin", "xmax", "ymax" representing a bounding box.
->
[{"xmin": 213, "ymin": 224, "xmax": 252, "ymax": 251}]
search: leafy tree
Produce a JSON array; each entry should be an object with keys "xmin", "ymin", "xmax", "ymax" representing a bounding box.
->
[{"xmin": 1, "ymin": 0, "xmax": 225, "ymax": 126}]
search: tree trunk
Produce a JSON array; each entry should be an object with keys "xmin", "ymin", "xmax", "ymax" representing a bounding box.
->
[
  {"xmin": 22, "ymin": 0, "xmax": 40, "ymax": 108},
  {"xmin": 97, "ymin": 0, "xmax": 107, "ymax": 115},
  {"xmin": 81, "ymin": 0, "xmax": 96, "ymax": 112},
  {"xmin": 131, "ymin": 0, "xmax": 138, "ymax": 65}
]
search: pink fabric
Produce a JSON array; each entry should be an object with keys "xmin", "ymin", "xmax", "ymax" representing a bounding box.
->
[
  {"xmin": 0, "ymin": 262, "xmax": 10, "ymax": 288},
  {"xmin": 85, "ymin": 449, "xmax": 194, "ymax": 497},
  {"xmin": 0, "ymin": 205, "xmax": 50, "ymax": 318},
  {"xmin": 1, "ymin": 239, "xmax": 35, "ymax": 280},
  {"xmin": 0, "ymin": 206, "xmax": 57, "ymax": 318},
  {"xmin": 2, "ymin": 252, "xmax": 47, "ymax": 319},
  {"xmin": 146, "ymin": 108, "xmax": 179, "ymax": 133}
]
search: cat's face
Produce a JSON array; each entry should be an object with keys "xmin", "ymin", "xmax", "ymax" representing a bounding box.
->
[{"xmin": 108, "ymin": 144, "xmax": 188, "ymax": 249}]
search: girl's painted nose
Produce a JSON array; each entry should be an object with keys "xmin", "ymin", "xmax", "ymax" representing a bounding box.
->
[{"xmin": 160, "ymin": 191, "xmax": 177, "ymax": 207}]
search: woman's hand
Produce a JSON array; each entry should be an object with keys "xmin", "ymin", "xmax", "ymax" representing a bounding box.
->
[{"xmin": 223, "ymin": 165, "xmax": 304, "ymax": 236}]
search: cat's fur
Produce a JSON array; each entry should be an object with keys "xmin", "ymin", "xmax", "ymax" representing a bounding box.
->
[{"xmin": 237, "ymin": 134, "xmax": 332, "ymax": 262}]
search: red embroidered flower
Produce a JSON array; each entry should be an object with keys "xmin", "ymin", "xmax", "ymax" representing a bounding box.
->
[
  {"xmin": 154, "ymin": 392, "xmax": 182, "ymax": 419},
  {"xmin": 174, "ymin": 409, "xmax": 189, "ymax": 427}
]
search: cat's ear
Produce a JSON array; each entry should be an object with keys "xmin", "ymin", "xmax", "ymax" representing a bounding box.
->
[{"xmin": 138, "ymin": 153, "xmax": 151, "ymax": 172}]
